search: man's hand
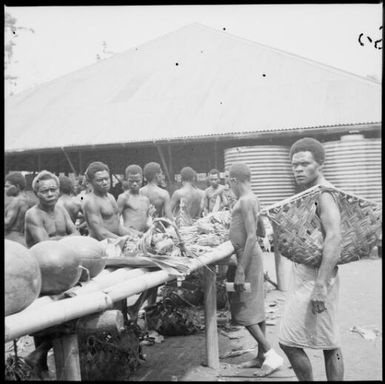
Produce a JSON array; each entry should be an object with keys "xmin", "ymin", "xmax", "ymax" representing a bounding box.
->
[
  {"xmin": 310, "ymin": 282, "xmax": 327, "ymax": 314},
  {"xmin": 234, "ymin": 265, "xmax": 246, "ymax": 293}
]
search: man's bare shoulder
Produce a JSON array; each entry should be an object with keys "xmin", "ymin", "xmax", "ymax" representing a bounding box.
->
[
  {"xmin": 25, "ymin": 205, "xmax": 43, "ymax": 222},
  {"xmin": 160, "ymin": 187, "xmax": 171, "ymax": 199},
  {"xmin": 117, "ymin": 191, "xmax": 129, "ymax": 202},
  {"xmin": 239, "ymin": 193, "xmax": 257, "ymax": 207}
]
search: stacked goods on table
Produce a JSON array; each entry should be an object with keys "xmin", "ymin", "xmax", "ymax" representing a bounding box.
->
[
  {"xmin": 104, "ymin": 211, "xmax": 231, "ymax": 277},
  {"xmin": 261, "ymin": 185, "xmax": 382, "ymax": 267}
]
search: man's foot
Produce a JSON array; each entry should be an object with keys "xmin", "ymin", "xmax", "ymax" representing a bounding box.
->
[
  {"xmin": 253, "ymin": 348, "xmax": 283, "ymax": 377},
  {"xmin": 237, "ymin": 356, "xmax": 265, "ymax": 368}
]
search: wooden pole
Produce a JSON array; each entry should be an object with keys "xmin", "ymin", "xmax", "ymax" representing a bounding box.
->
[
  {"xmin": 53, "ymin": 334, "xmax": 82, "ymax": 381},
  {"xmin": 155, "ymin": 143, "xmax": 172, "ymax": 185},
  {"xmin": 78, "ymin": 151, "xmax": 83, "ymax": 174},
  {"xmin": 214, "ymin": 140, "xmax": 218, "ymax": 169},
  {"xmin": 203, "ymin": 265, "xmax": 219, "ymax": 369},
  {"xmin": 61, "ymin": 147, "xmax": 78, "ymax": 176},
  {"xmin": 168, "ymin": 144, "xmax": 173, "ymax": 181},
  {"xmin": 5, "ymin": 242, "xmax": 235, "ymax": 342},
  {"xmin": 76, "ymin": 310, "xmax": 125, "ymax": 334}
]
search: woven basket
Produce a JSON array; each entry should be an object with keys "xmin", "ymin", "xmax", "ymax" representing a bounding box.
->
[{"xmin": 260, "ymin": 185, "xmax": 382, "ymax": 267}]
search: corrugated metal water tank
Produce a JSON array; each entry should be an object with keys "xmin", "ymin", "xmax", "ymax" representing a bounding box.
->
[
  {"xmin": 224, "ymin": 145, "xmax": 296, "ymax": 208},
  {"xmin": 323, "ymin": 134, "xmax": 381, "ymax": 203}
]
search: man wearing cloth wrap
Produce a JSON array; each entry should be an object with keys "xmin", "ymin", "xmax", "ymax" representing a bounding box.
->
[
  {"xmin": 279, "ymin": 138, "xmax": 344, "ymax": 381},
  {"xmin": 227, "ymin": 163, "xmax": 283, "ymax": 376}
]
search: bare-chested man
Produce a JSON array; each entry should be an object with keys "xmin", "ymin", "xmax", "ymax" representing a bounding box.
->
[
  {"xmin": 227, "ymin": 163, "xmax": 283, "ymax": 376},
  {"xmin": 23, "ymin": 170, "xmax": 79, "ymax": 377},
  {"xmin": 170, "ymin": 167, "xmax": 204, "ymax": 226},
  {"xmin": 117, "ymin": 164, "xmax": 151, "ymax": 232},
  {"xmin": 278, "ymin": 138, "xmax": 344, "ymax": 381},
  {"xmin": 82, "ymin": 161, "xmax": 131, "ymax": 240},
  {"xmin": 24, "ymin": 171, "xmax": 79, "ymax": 248},
  {"xmin": 140, "ymin": 162, "xmax": 173, "ymax": 221},
  {"xmin": 202, "ymin": 168, "xmax": 228, "ymax": 215},
  {"xmin": 57, "ymin": 176, "xmax": 82, "ymax": 224},
  {"xmin": 4, "ymin": 172, "xmax": 31, "ymax": 246}
]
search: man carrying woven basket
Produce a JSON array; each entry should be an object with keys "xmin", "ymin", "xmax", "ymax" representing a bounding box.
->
[{"xmin": 278, "ymin": 138, "xmax": 344, "ymax": 381}]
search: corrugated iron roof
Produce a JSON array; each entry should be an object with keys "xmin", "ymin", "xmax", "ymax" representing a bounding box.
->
[{"xmin": 5, "ymin": 23, "xmax": 382, "ymax": 152}]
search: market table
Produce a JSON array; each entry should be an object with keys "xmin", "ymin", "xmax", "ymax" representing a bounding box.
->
[{"xmin": 5, "ymin": 241, "xmax": 235, "ymax": 380}]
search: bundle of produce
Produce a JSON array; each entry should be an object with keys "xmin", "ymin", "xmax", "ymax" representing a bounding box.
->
[
  {"xmin": 105, "ymin": 218, "xmax": 195, "ymax": 277},
  {"xmin": 261, "ymin": 185, "xmax": 382, "ymax": 267},
  {"xmin": 144, "ymin": 296, "xmax": 202, "ymax": 336},
  {"xmin": 178, "ymin": 210, "xmax": 231, "ymax": 253}
]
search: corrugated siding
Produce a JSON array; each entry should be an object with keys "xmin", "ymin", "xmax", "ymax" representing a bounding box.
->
[
  {"xmin": 224, "ymin": 145, "xmax": 296, "ymax": 208},
  {"xmin": 323, "ymin": 135, "xmax": 382, "ymax": 203}
]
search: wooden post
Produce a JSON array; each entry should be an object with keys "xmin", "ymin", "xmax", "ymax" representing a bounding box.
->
[
  {"xmin": 168, "ymin": 144, "xmax": 173, "ymax": 181},
  {"xmin": 37, "ymin": 153, "xmax": 41, "ymax": 171},
  {"xmin": 156, "ymin": 143, "xmax": 172, "ymax": 185},
  {"xmin": 61, "ymin": 147, "xmax": 78, "ymax": 176},
  {"xmin": 78, "ymin": 151, "xmax": 83, "ymax": 174},
  {"xmin": 203, "ymin": 265, "xmax": 219, "ymax": 369},
  {"xmin": 53, "ymin": 333, "xmax": 82, "ymax": 381},
  {"xmin": 214, "ymin": 141, "xmax": 218, "ymax": 169}
]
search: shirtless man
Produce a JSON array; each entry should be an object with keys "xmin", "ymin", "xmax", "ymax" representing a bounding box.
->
[
  {"xmin": 23, "ymin": 170, "xmax": 79, "ymax": 377},
  {"xmin": 140, "ymin": 162, "xmax": 173, "ymax": 221},
  {"xmin": 82, "ymin": 161, "xmax": 131, "ymax": 240},
  {"xmin": 170, "ymin": 167, "xmax": 204, "ymax": 226},
  {"xmin": 278, "ymin": 138, "xmax": 344, "ymax": 381},
  {"xmin": 24, "ymin": 171, "xmax": 79, "ymax": 248},
  {"xmin": 202, "ymin": 169, "xmax": 228, "ymax": 215},
  {"xmin": 4, "ymin": 172, "xmax": 31, "ymax": 246},
  {"xmin": 117, "ymin": 164, "xmax": 151, "ymax": 232},
  {"xmin": 57, "ymin": 176, "xmax": 82, "ymax": 224},
  {"xmin": 227, "ymin": 162, "xmax": 283, "ymax": 376}
]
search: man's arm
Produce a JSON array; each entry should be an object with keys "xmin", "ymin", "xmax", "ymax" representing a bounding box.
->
[
  {"xmin": 162, "ymin": 190, "xmax": 174, "ymax": 221},
  {"xmin": 83, "ymin": 199, "xmax": 120, "ymax": 240},
  {"xmin": 202, "ymin": 189, "xmax": 209, "ymax": 216},
  {"xmin": 170, "ymin": 190, "xmax": 180, "ymax": 216},
  {"xmin": 25, "ymin": 209, "xmax": 50, "ymax": 244},
  {"xmin": 61, "ymin": 206, "xmax": 80, "ymax": 236},
  {"xmin": 310, "ymin": 192, "xmax": 342, "ymax": 314},
  {"xmin": 234, "ymin": 197, "xmax": 258, "ymax": 292},
  {"xmin": 4, "ymin": 199, "xmax": 19, "ymax": 229},
  {"xmin": 116, "ymin": 193, "xmax": 126, "ymax": 216},
  {"xmin": 219, "ymin": 186, "xmax": 228, "ymax": 209}
]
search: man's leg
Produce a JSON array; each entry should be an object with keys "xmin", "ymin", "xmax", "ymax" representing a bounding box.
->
[
  {"xmin": 238, "ymin": 321, "xmax": 268, "ymax": 368},
  {"xmin": 279, "ymin": 343, "xmax": 313, "ymax": 381},
  {"xmin": 323, "ymin": 348, "xmax": 344, "ymax": 381}
]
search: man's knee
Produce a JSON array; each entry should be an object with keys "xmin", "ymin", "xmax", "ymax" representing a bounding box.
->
[
  {"xmin": 323, "ymin": 348, "xmax": 343, "ymax": 360},
  {"xmin": 279, "ymin": 342, "xmax": 302, "ymax": 356}
]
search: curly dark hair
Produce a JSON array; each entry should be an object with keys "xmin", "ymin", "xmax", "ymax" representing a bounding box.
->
[
  {"xmin": 289, "ymin": 138, "xmax": 325, "ymax": 165},
  {"xmin": 5, "ymin": 172, "xmax": 26, "ymax": 190}
]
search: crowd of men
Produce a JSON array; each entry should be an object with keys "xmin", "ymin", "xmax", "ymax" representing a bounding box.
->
[{"xmin": 4, "ymin": 137, "xmax": 344, "ymax": 381}]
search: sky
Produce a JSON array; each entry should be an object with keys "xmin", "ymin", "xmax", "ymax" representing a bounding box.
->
[{"xmin": 4, "ymin": 4, "xmax": 383, "ymax": 95}]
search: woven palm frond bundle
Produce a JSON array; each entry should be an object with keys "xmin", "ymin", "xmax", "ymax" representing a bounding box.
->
[{"xmin": 261, "ymin": 185, "xmax": 382, "ymax": 267}]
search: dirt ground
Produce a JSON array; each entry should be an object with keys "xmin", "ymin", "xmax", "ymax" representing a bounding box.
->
[{"xmin": 6, "ymin": 253, "xmax": 382, "ymax": 381}]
